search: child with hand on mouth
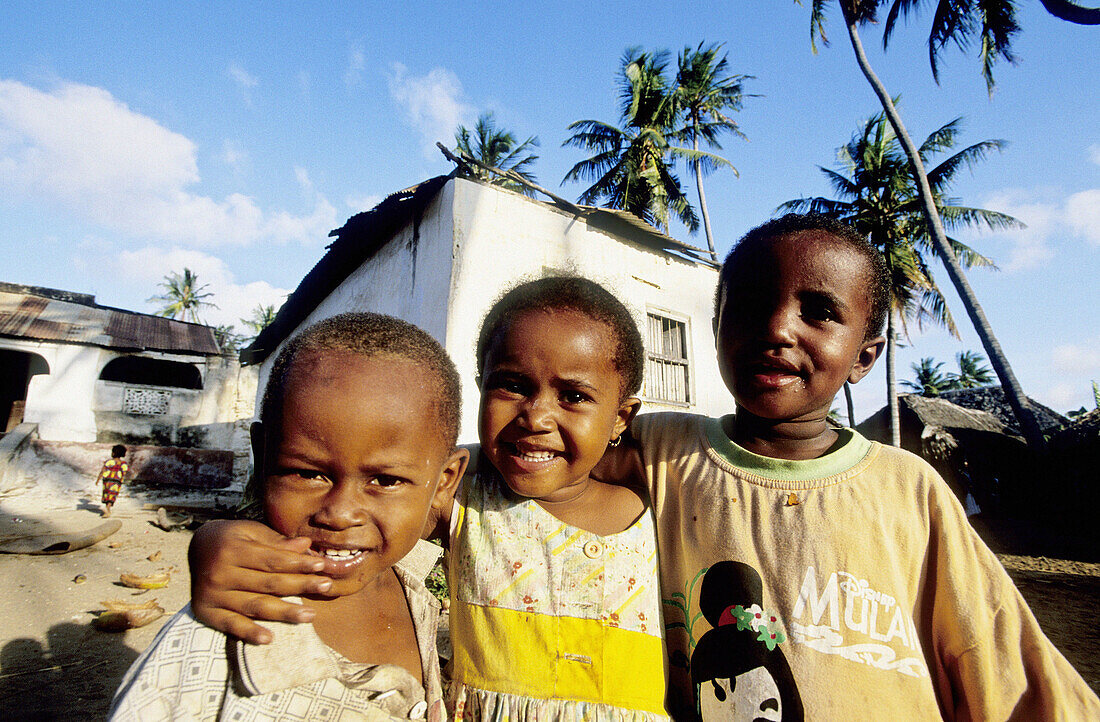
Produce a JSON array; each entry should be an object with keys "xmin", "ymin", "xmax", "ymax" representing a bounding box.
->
[
  {"xmin": 110, "ymin": 313, "xmax": 468, "ymax": 722},
  {"xmin": 188, "ymin": 277, "xmax": 670, "ymax": 720}
]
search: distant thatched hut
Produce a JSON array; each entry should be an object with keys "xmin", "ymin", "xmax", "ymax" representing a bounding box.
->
[
  {"xmin": 858, "ymin": 393, "xmax": 1031, "ymax": 516},
  {"xmin": 935, "ymin": 387, "xmax": 1067, "ymax": 437},
  {"xmin": 861, "ymin": 391, "xmax": 1095, "ymax": 557}
]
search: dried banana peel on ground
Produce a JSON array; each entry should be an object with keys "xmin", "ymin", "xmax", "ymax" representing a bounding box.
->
[
  {"xmin": 92, "ymin": 602, "xmax": 165, "ymax": 632},
  {"xmin": 100, "ymin": 598, "xmax": 162, "ymax": 612},
  {"xmin": 119, "ymin": 571, "xmax": 171, "ymax": 589}
]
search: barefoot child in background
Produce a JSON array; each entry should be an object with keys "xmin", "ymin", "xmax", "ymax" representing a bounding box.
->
[
  {"xmin": 96, "ymin": 444, "xmax": 127, "ymax": 517},
  {"xmin": 189, "ymin": 277, "xmax": 671, "ymax": 720},
  {"xmin": 111, "ymin": 313, "xmax": 468, "ymax": 721}
]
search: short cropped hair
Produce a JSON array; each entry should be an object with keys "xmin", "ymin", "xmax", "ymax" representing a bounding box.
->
[
  {"xmin": 261, "ymin": 312, "xmax": 461, "ymax": 449},
  {"xmin": 476, "ymin": 275, "xmax": 645, "ymax": 399},
  {"xmin": 715, "ymin": 213, "xmax": 890, "ymax": 340},
  {"xmin": 111, "ymin": 444, "xmax": 127, "ymax": 458}
]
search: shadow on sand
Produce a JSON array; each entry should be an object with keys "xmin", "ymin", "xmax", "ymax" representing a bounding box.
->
[{"xmin": 0, "ymin": 621, "xmax": 140, "ymax": 720}]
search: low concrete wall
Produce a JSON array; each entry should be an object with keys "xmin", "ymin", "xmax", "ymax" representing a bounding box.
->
[
  {"xmin": 0, "ymin": 440, "xmax": 235, "ymax": 508},
  {"xmin": 31, "ymin": 441, "xmax": 234, "ymax": 489}
]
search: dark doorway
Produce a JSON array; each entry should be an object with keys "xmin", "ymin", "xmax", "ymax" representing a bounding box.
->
[{"xmin": 0, "ymin": 350, "xmax": 49, "ymax": 432}]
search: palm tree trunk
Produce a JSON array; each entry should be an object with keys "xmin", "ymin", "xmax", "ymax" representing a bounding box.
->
[
  {"xmin": 1037, "ymin": 0, "xmax": 1100, "ymax": 25},
  {"xmin": 843, "ymin": 382, "xmax": 856, "ymax": 428},
  {"xmin": 887, "ymin": 313, "xmax": 901, "ymax": 447},
  {"xmin": 693, "ymin": 136, "xmax": 717, "ymax": 260},
  {"xmin": 841, "ymin": 8, "xmax": 1046, "ymax": 450}
]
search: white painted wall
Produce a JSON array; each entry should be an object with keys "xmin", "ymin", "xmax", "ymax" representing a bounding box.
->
[
  {"xmin": 1, "ymin": 338, "xmax": 101, "ymax": 441},
  {"xmin": 0, "ymin": 336, "xmax": 253, "ymax": 445}
]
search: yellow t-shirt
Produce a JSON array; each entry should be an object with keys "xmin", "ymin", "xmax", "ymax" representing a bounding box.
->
[{"xmin": 634, "ymin": 412, "xmax": 1099, "ymax": 720}]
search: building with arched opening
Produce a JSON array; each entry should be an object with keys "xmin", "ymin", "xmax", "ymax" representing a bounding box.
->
[{"xmin": 0, "ymin": 282, "xmax": 253, "ymax": 446}]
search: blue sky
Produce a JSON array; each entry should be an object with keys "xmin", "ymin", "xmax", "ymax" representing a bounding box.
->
[{"xmin": 2, "ymin": 2, "xmax": 1097, "ymax": 419}]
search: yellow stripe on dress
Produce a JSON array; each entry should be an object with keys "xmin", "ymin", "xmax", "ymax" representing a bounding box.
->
[
  {"xmin": 451, "ymin": 602, "xmax": 667, "ymax": 714},
  {"xmin": 489, "ymin": 566, "xmax": 537, "ymax": 606},
  {"xmin": 549, "ymin": 528, "xmax": 585, "ymax": 556}
]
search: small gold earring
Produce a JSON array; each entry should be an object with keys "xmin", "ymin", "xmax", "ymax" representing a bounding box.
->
[{"xmin": 608, "ymin": 435, "xmax": 622, "ymax": 448}]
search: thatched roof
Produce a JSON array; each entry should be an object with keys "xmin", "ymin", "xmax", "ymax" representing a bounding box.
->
[
  {"xmin": 1049, "ymin": 408, "xmax": 1100, "ymax": 447},
  {"xmin": 937, "ymin": 388, "xmax": 1067, "ymax": 435},
  {"xmin": 856, "ymin": 392, "xmax": 1029, "ymax": 460},
  {"xmin": 902, "ymin": 394, "xmax": 1011, "ymax": 434}
]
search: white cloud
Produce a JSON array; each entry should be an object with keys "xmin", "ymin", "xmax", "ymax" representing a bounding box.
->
[
  {"xmin": 1045, "ymin": 383, "xmax": 1084, "ymax": 411},
  {"xmin": 222, "ymin": 139, "xmax": 248, "ymax": 173},
  {"xmin": 1089, "ymin": 144, "xmax": 1100, "ymax": 166},
  {"xmin": 0, "ymin": 79, "xmax": 336, "ymax": 247},
  {"xmin": 227, "ymin": 62, "xmax": 258, "ymax": 89},
  {"xmin": 978, "ymin": 191, "xmax": 1056, "ymax": 272},
  {"xmin": 264, "ymin": 195, "xmax": 338, "ymax": 244},
  {"xmin": 980, "ymin": 186, "xmax": 1100, "ymax": 271},
  {"xmin": 227, "ymin": 62, "xmax": 258, "ymax": 106},
  {"xmin": 294, "ymin": 166, "xmax": 313, "ymax": 194},
  {"xmin": 388, "ymin": 63, "xmax": 474, "ymax": 158},
  {"xmin": 117, "ymin": 246, "xmax": 291, "ymax": 328},
  {"xmin": 344, "ymin": 46, "xmax": 365, "ymax": 88},
  {"xmin": 345, "ymin": 193, "xmax": 382, "ymax": 213},
  {"xmin": 1052, "ymin": 341, "xmax": 1100, "ymax": 375},
  {"xmin": 1065, "ymin": 189, "xmax": 1100, "ymax": 245},
  {"xmin": 1043, "ymin": 338, "xmax": 1100, "ymax": 412}
]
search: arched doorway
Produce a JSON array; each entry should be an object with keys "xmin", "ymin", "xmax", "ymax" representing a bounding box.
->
[{"xmin": 0, "ymin": 349, "xmax": 49, "ymax": 432}]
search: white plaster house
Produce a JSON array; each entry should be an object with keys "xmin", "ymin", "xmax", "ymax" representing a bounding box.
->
[
  {"xmin": 244, "ymin": 175, "xmax": 732, "ymax": 442},
  {"xmin": 0, "ymin": 282, "xmax": 255, "ymax": 446}
]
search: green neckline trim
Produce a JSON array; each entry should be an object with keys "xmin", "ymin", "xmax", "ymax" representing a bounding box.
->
[{"xmin": 704, "ymin": 415, "xmax": 873, "ymax": 482}]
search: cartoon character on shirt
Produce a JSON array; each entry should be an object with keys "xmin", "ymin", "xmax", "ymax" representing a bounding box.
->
[{"xmin": 690, "ymin": 561, "xmax": 804, "ymax": 721}]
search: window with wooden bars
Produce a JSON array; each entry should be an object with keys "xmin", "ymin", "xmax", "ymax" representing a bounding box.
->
[{"xmin": 644, "ymin": 312, "xmax": 691, "ymax": 405}]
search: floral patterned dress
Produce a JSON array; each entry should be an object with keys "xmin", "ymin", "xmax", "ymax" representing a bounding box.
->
[
  {"xmin": 99, "ymin": 457, "xmax": 128, "ymax": 504},
  {"xmin": 446, "ymin": 464, "xmax": 669, "ymax": 721}
]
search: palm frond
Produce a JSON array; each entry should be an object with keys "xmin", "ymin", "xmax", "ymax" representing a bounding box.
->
[{"xmin": 925, "ymin": 139, "xmax": 1009, "ymax": 189}]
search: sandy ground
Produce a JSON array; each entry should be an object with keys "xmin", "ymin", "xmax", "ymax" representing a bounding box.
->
[
  {"xmin": 0, "ymin": 482, "xmax": 233, "ymax": 721},
  {"xmin": 1, "ymin": 498, "xmax": 1097, "ymax": 720}
]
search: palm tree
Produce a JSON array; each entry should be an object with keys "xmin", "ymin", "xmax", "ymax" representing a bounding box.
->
[
  {"xmin": 671, "ymin": 42, "xmax": 754, "ymax": 260},
  {"xmin": 564, "ymin": 48, "xmax": 723, "ymax": 234},
  {"xmin": 148, "ymin": 268, "xmax": 217, "ymax": 324},
  {"xmin": 950, "ymin": 350, "xmax": 995, "ymax": 389},
  {"xmin": 454, "ymin": 113, "xmax": 540, "ymax": 196},
  {"xmin": 241, "ymin": 303, "xmax": 278, "ymax": 338},
  {"xmin": 213, "ymin": 325, "xmax": 244, "ymax": 354},
  {"xmin": 780, "ymin": 109, "xmax": 1016, "ymax": 445},
  {"xmin": 801, "ymin": 0, "xmax": 1064, "ymax": 448},
  {"xmin": 903, "ymin": 357, "xmax": 951, "ymax": 396}
]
